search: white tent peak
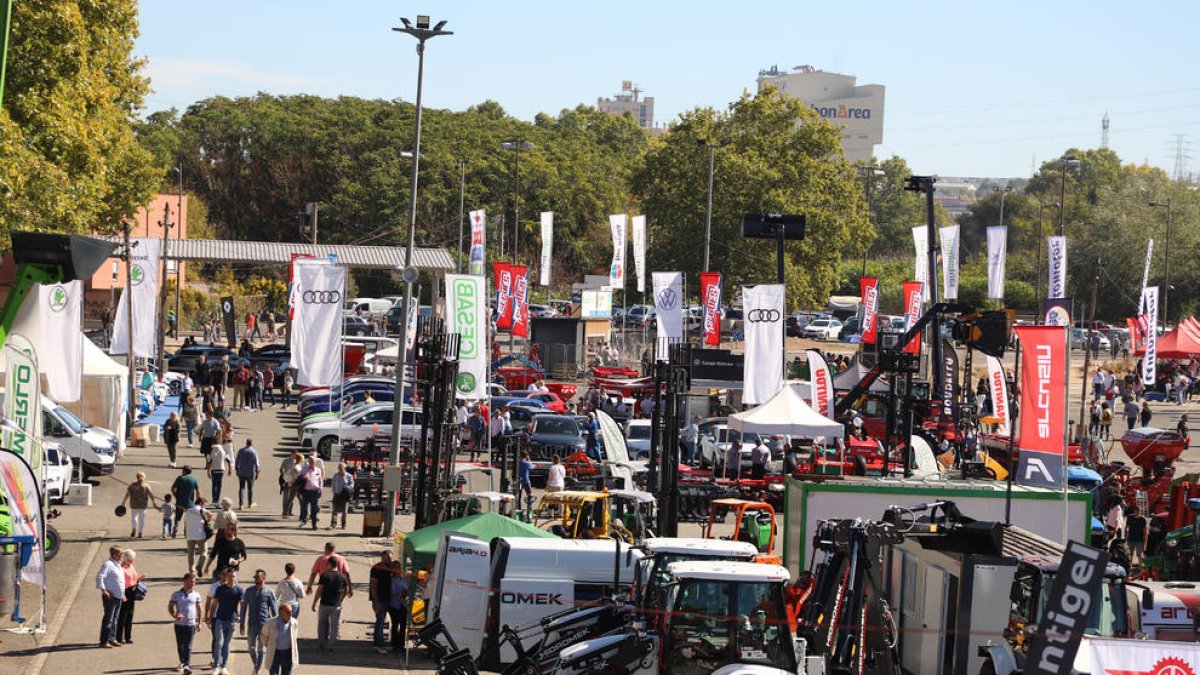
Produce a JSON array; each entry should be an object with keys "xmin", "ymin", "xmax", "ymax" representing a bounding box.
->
[{"xmin": 728, "ymin": 383, "xmax": 843, "ymax": 438}]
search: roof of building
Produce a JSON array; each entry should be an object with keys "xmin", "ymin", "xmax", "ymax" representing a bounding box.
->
[{"xmin": 131, "ymin": 238, "xmax": 454, "ymax": 272}]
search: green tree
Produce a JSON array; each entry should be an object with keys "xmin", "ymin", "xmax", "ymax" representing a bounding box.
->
[
  {"xmin": 0, "ymin": 0, "xmax": 157, "ymax": 239},
  {"xmin": 863, "ymin": 155, "xmax": 953, "ymax": 258},
  {"xmin": 632, "ymin": 87, "xmax": 870, "ymax": 310}
]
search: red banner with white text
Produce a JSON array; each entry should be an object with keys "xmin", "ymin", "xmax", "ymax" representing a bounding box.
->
[
  {"xmin": 700, "ymin": 272, "xmax": 722, "ymax": 346},
  {"xmin": 860, "ymin": 276, "xmax": 879, "ymax": 345},
  {"xmin": 511, "ymin": 266, "xmax": 530, "ymax": 338},
  {"xmin": 493, "ymin": 262, "xmax": 514, "ymax": 330},
  {"xmin": 1012, "ymin": 325, "xmax": 1068, "ymax": 489},
  {"xmin": 901, "ymin": 281, "xmax": 923, "ymax": 355}
]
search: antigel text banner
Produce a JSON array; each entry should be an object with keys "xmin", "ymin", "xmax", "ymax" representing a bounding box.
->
[
  {"xmin": 292, "ymin": 260, "xmax": 345, "ymax": 387},
  {"xmin": 631, "ymin": 215, "xmax": 646, "ymax": 293},
  {"xmin": 1047, "ymin": 235, "xmax": 1068, "ymax": 300},
  {"xmin": 111, "ymin": 237, "xmax": 161, "ymax": 357},
  {"xmin": 986, "ymin": 355, "xmax": 1010, "ymax": 436},
  {"xmin": 653, "ymin": 272, "xmax": 684, "ymax": 360},
  {"xmin": 609, "ymin": 214, "xmax": 627, "ymax": 289},
  {"xmin": 807, "ymin": 350, "xmax": 834, "ymax": 419},
  {"xmin": 469, "ymin": 209, "xmax": 486, "ymax": 277},
  {"xmin": 986, "ymin": 226, "xmax": 1007, "ymax": 300},
  {"xmin": 539, "ymin": 212, "xmax": 553, "ymax": 287},
  {"xmin": 1012, "ymin": 325, "xmax": 1068, "ymax": 489},
  {"xmin": 39, "ymin": 281, "xmax": 82, "ymax": 403},
  {"xmin": 445, "ymin": 274, "xmax": 487, "ymax": 400},
  {"xmin": 1025, "ymin": 542, "xmax": 1109, "ymax": 674},
  {"xmin": 493, "ymin": 262, "xmax": 514, "ymax": 330},
  {"xmin": 1141, "ymin": 286, "xmax": 1159, "ymax": 386},
  {"xmin": 901, "ymin": 281, "xmax": 923, "ymax": 355},
  {"xmin": 860, "ymin": 276, "xmax": 879, "ymax": 345},
  {"xmin": 700, "ymin": 272, "xmax": 722, "ymax": 346},
  {"xmin": 939, "ymin": 225, "xmax": 960, "ymax": 301},
  {"xmin": 742, "ymin": 284, "xmax": 785, "ymax": 405},
  {"xmin": 510, "ymin": 266, "xmax": 530, "ymax": 338}
]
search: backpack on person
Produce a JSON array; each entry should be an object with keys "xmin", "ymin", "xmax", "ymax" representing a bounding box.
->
[
  {"xmin": 388, "ymin": 576, "xmax": 407, "ymax": 610},
  {"xmin": 1101, "ymin": 408, "xmax": 1113, "ymax": 424}
]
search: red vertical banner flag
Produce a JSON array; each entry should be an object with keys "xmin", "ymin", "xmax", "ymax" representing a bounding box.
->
[
  {"xmin": 901, "ymin": 281, "xmax": 924, "ymax": 355},
  {"xmin": 493, "ymin": 262, "xmax": 514, "ymax": 329},
  {"xmin": 1126, "ymin": 317, "xmax": 1143, "ymax": 353},
  {"xmin": 510, "ymin": 266, "xmax": 530, "ymax": 338},
  {"xmin": 699, "ymin": 272, "xmax": 722, "ymax": 346},
  {"xmin": 860, "ymin": 276, "xmax": 880, "ymax": 345},
  {"xmin": 1012, "ymin": 325, "xmax": 1069, "ymax": 489}
]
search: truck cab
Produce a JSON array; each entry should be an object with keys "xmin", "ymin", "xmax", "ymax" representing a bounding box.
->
[{"xmin": 633, "ymin": 538, "xmax": 759, "ymax": 619}]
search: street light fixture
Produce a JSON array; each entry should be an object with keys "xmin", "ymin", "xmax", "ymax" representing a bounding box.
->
[
  {"xmin": 388, "ymin": 14, "xmax": 452, "ymax": 536},
  {"xmin": 699, "ymin": 139, "xmax": 727, "ymax": 272},
  {"xmin": 1149, "ymin": 197, "xmax": 1173, "ymax": 323},
  {"xmin": 500, "ymin": 140, "xmax": 535, "ymax": 264}
]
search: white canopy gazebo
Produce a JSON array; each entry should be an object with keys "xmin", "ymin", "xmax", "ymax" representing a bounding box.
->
[{"xmin": 728, "ymin": 383, "xmax": 843, "ymax": 438}]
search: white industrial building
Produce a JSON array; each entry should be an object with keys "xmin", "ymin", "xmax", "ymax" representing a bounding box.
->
[{"xmin": 757, "ymin": 65, "xmax": 885, "ymax": 162}]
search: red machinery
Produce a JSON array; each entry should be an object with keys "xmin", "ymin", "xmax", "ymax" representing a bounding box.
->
[{"xmin": 1119, "ymin": 427, "xmax": 1190, "ymax": 471}]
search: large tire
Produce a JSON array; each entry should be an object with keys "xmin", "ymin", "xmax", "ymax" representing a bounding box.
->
[
  {"xmin": 317, "ymin": 435, "xmax": 335, "ymax": 460},
  {"xmin": 43, "ymin": 524, "xmax": 60, "ymax": 562},
  {"xmin": 851, "ymin": 455, "xmax": 868, "ymax": 477}
]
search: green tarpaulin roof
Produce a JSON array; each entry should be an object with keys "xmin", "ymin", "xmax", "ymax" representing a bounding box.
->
[{"xmin": 402, "ymin": 512, "xmax": 556, "ymax": 570}]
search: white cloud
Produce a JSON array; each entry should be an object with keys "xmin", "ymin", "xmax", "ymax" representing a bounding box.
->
[{"xmin": 143, "ymin": 56, "xmax": 326, "ymax": 104}]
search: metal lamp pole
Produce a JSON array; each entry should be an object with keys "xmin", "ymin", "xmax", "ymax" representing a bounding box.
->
[
  {"xmin": 457, "ymin": 158, "xmax": 466, "ymax": 272},
  {"xmin": 174, "ymin": 165, "xmax": 183, "ymax": 339},
  {"xmin": 1057, "ymin": 156, "xmax": 1079, "ymax": 237},
  {"xmin": 857, "ymin": 166, "xmax": 884, "ymax": 276},
  {"xmin": 1035, "ymin": 201, "xmax": 1059, "ymax": 318},
  {"xmin": 700, "ymin": 140, "xmax": 724, "ymax": 272},
  {"xmin": 387, "ymin": 14, "xmax": 452, "ymax": 537},
  {"xmin": 996, "ymin": 187, "xmax": 1012, "ymax": 309},
  {"xmin": 1150, "ymin": 197, "xmax": 1172, "ymax": 323},
  {"xmin": 500, "ymin": 140, "xmax": 534, "ymax": 264}
]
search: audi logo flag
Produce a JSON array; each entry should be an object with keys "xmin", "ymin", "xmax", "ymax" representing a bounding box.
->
[
  {"xmin": 700, "ymin": 272, "xmax": 722, "ymax": 346},
  {"xmin": 652, "ymin": 272, "xmax": 684, "ymax": 360},
  {"xmin": 469, "ymin": 209, "xmax": 486, "ymax": 277},
  {"xmin": 539, "ymin": 212, "xmax": 553, "ymax": 287},
  {"xmin": 940, "ymin": 225, "xmax": 960, "ymax": 301},
  {"xmin": 1012, "ymin": 325, "xmax": 1068, "ymax": 489},
  {"xmin": 1141, "ymin": 287, "xmax": 1159, "ymax": 387},
  {"xmin": 510, "ymin": 265, "xmax": 530, "ymax": 338},
  {"xmin": 1047, "ymin": 235, "xmax": 1067, "ymax": 301},
  {"xmin": 493, "ymin": 262, "xmax": 514, "ymax": 330},
  {"xmin": 807, "ymin": 349, "xmax": 834, "ymax": 419},
  {"xmin": 860, "ymin": 276, "xmax": 879, "ymax": 345},
  {"xmin": 742, "ymin": 284, "xmax": 786, "ymax": 405},
  {"xmin": 111, "ymin": 237, "xmax": 161, "ymax": 358},
  {"xmin": 292, "ymin": 259, "xmax": 346, "ymax": 387},
  {"xmin": 901, "ymin": 281, "xmax": 924, "ymax": 355},
  {"xmin": 609, "ymin": 214, "xmax": 627, "ymax": 288},
  {"xmin": 632, "ymin": 215, "xmax": 647, "ymax": 293},
  {"xmin": 446, "ymin": 274, "xmax": 487, "ymax": 400},
  {"xmin": 986, "ymin": 355, "xmax": 1010, "ymax": 436}
]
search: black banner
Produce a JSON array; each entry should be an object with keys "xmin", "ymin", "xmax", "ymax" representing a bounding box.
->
[
  {"xmin": 1024, "ymin": 541, "xmax": 1108, "ymax": 674},
  {"xmin": 1041, "ymin": 298, "xmax": 1073, "ymax": 327},
  {"xmin": 940, "ymin": 339, "xmax": 959, "ymax": 421},
  {"xmin": 690, "ymin": 348, "xmax": 744, "ymax": 382},
  {"xmin": 221, "ymin": 296, "xmax": 237, "ymax": 347}
]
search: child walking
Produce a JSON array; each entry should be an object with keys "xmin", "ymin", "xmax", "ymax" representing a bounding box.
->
[{"xmin": 161, "ymin": 494, "xmax": 176, "ymax": 538}]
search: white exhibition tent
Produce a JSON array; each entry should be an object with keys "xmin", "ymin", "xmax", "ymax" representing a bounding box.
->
[{"xmin": 727, "ymin": 383, "xmax": 843, "ymax": 438}]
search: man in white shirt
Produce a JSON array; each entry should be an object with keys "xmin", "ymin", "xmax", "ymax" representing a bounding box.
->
[
  {"xmin": 168, "ymin": 572, "xmax": 204, "ymax": 674},
  {"xmin": 96, "ymin": 545, "xmax": 125, "ymax": 647},
  {"xmin": 546, "ymin": 455, "xmax": 566, "ymax": 494}
]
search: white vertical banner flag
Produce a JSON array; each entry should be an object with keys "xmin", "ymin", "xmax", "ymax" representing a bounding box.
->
[
  {"xmin": 40, "ymin": 281, "xmax": 83, "ymax": 402},
  {"xmin": 807, "ymin": 350, "xmax": 834, "ymax": 419},
  {"xmin": 1140, "ymin": 239, "xmax": 1154, "ymax": 313},
  {"xmin": 985, "ymin": 355, "xmax": 1010, "ymax": 436},
  {"xmin": 652, "ymin": 272, "xmax": 684, "ymax": 361},
  {"xmin": 1047, "ymin": 235, "xmax": 1068, "ymax": 299},
  {"xmin": 742, "ymin": 284, "xmax": 786, "ymax": 405},
  {"xmin": 446, "ymin": 274, "xmax": 488, "ymax": 400},
  {"xmin": 539, "ymin": 212, "xmax": 553, "ymax": 287},
  {"xmin": 293, "ymin": 260, "xmax": 346, "ymax": 387},
  {"xmin": 3, "ymin": 333, "xmax": 42, "ymax": 473},
  {"xmin": 631, "ymin": 215, "xmax": 647, "ymax": 293},
  {"xmin": 1142, "ymin": 286, "xmax": 1159, "ymax": 386},
  {"xmin": 468, "ymin": 209, "xmax": 486, "ymax": 277},
  {"xmin": 608, "ymin": 214, "xmax": 627, "ymax": 288},
  {"xmin": 939, "ymin": 225, "xmax": 960, "ymax": 301},
  {"xmin": 986, "ymin": 226, "xmax": 1008, "ymax": 300},
  {"xmin": 912, "ymin": 226, "xmax": 929, "ymax": 301},
  {"xmin": 111, "ymin": 237, "xmax": 161, "ymax": 357}
]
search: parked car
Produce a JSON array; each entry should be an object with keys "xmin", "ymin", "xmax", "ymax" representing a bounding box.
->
[
  {"xmin": 626, "ymin": 419, "xmax": 652, "ymax": 458},
  {"xmin": 626, "ymin": 304, "xmax": 656, "ymax": 328},
  {"xmin": 343, "ymin": 315, "xmax": 371, "ymax": 336},
  {"xmin": 1070, "ymin": 328, "xmax": 1111, "ymax": 352},
  {"xmin": 343, "ymin": 297, "xmax": 392, "ymax": 318},
  {"xmin": 166, "ymin": 344, "xmax": 242, "ymax": 374},
  {"xmin": 505, "ymin": 390, "xmax": 567, "ymax": 413},
  {"xmin": 44, "ymin": 443, "xmax": 74, "ymax": 503},
  {"xmin": 800, "ymin": 318, "xmax": 843, "ymax": 340},
  {"xmin": 698, "ymin": 424, "xmax": 763, "ymax": 470},
  {"xmin": 528, "ymin": 304, "xmax": 558, "ymax": 318},
  {"xmin": 838, "ymin": 316, "xmax": 861, "ymax": 340},
  {"xmin": 0, "ymin": 392, "xmax": 119, "ymax": 477},
  {"xmin": 300, "ymin": 402, "xmax": 421, "ymax": 458},
  {"xmin": 524, "ymin": 413, "xmax": 586, "ymax": 463},
  {"xmin": 506, "ymin": 403, "xmax": 547, "ymax": 435}
]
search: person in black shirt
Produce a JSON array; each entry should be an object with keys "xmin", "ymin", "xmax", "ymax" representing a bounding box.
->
[
  {"xmin": 369, "ymin": 551, "xmax": 405, "ymax": 653},
  {"xmin": 204, "ymin": 526, "xmax": 247, "ymax": 579},
  {"xmin": 312, "ymin": 559, "xmax": 348, "ymax": 652},
  {"xmin": 1126, "ymin": 506, "xmax": 1148, "ymax": 567}
]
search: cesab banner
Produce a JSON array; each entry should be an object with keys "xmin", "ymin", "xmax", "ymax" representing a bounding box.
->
[
  {"xmin": 1142, "ymin": 286, "xmax": 1159, "ymax": 386},
  {"xmin": 510, "ymin": 266, "xmax": 530, "ymax": 338},
  {"xmin": 699, "ymin": 272, "xmax": 722, "ymax": 346},
  {"xmin": 939, "ymin": 225, "xmax": 960, "ymax": 301},
  {"xmin": 901, "ymin": 281, "xmax": 924, "ymax": 355},
  {"xmin": 631, "ymin": 215, "xmax": 646, "ymax": 293},
  {"xmin": 1012, "ymin": 325, "xmax": 1068, "ymax": 489},
  {"xmin": 3, "ymin": 334, "xmax": 42, "ymax": 472},
  {"xmin": 859, "ymin": 276, "xmax": 880, "ymax": 345},
  {"xmin": 111, "ymin": 237, "xmax": 161, "ymax": 357},
  {"xmin": 469, "ymin": 209, "xmax": 486, "ymax": 277},
  {"xmin": 1083, "ymin": 636, "xmax": 1200, "ymax": 675},
  {"xmin": 446, "ymin": 274, "xmax": 487, "ymax": 400},
  {"xmin": 986, "ymin": 355, "xmax": 1010, "ymax": 436},
  {"xmin": 292, "ymin": 260, "xmax": 345, "ymax": 387},
  {"xmin": 39, "ymin": 281, "xmax": 82, "ymax": 402},
  {"xmin": 0, "ymin": 448, "xmax": 45, "ymax": 587},
  {"xmin": 493, "ymin": 263, "xmax": 514, "ymax": 330},
  {"xmin": 912, "ymin": 226, "xmax": 929, "ymax": 301},
  {"xmin": 609, "ymin": 214, "xmax": 627, "ymax": 288},
  {"xmin": 986, "ymin": 226, "xmax": 1007, "ymax": 300},
  {"xmin": 653, "ymin": 272, "xmax": 684, "ymax": 360},
  {"xmin": 539, "ymin": 212, "xmax": 553, "ymax": 287},
  {"xmin": 742, "ymin": 284, "xmax": 785, "ymax": 405},
  {"xmin": 1047, "ymin": 235, "xmax": 1068, "ymax": 300},
  {"xmin": 807, "ymin": 350, "xmax": 834, "ymax": 419}
]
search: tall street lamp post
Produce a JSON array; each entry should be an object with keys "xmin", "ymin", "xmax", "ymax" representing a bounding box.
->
[
  {"xmin": 456, "ymin": 159, "xmax": 466, "ymax": 272},
  {"xmin": 500, "ymin": 140, "xmax": 534, "ymax": 264},
  {"xmin": 388, "ymin": 14, "xmax": 451, "ymax": 536},
  {"xmin": 699, "ymin": 139, "xmax": 725, "ymax": 272},
  {"xmin": 1149, "ymin": 197, "xmax": 1173, "ymax": 323},
  {"xmin": 174, "ymin": 165, "xmax": 183, "ymax": 339},
  {"xmin": 1057, "ymin": 155, "xmax": 1080, "ymax": 236}
]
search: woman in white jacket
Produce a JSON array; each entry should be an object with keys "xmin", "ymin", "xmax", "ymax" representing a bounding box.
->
[{"xmin": 262, "ymin": 602, "xmax": 299, "ymax": 675}]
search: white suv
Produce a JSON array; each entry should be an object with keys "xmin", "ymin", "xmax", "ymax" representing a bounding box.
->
[
  {"xmin": 801, "ymin": 318, "xmax": 843, "ymax": 340},
  {"xmin": 301, "ymin": 402, "xmax": 422, "ymax": 459}
]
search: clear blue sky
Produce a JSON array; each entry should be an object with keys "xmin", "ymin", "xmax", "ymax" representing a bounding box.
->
[{"xmin": 135, "ymin": 0, "xmax": 1200, "ymax": 179}]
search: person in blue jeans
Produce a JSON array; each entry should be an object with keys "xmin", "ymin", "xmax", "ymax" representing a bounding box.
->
[
  {"xmin": 240, "ymin": 568, "xmax": 277, "ymax": 673},
  {"xmin": 518, "ymin": 453, "xmax": 533, "ymax": 514},
  {"xmin": 95, "ymin": 545, "xmax": 125, "ymax": 647},
  {"xmin": 204, "ymin": 566, "xmax": 244, "ymax": 675},
  {"xmin": 168, "ymin": 573, "xmax": 203, "ymax": 674}
]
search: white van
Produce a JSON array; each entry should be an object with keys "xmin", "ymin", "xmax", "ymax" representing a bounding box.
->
[
  {"xmin": 0, "ymin": 392, "xmax": 119, "ymax": 477},
  {"xmin": 429, "ymin": 534, "xmax": 641, "ymax": 667},
  {"xmin": 343, "ymin": 297, "xmax": 392, "ymax": 318}
]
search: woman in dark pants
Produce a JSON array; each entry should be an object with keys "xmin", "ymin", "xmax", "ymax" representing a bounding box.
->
[
  {"xmin": 117, "ymin": 549, "xmax": 144, "ymax": 644},
  {"xmin": 164, "ymin": 412, "xmax": 181, "ymax": 467}
]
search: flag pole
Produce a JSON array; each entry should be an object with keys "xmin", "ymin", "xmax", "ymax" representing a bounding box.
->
[
  {"xmin": 1004, "ymin": 341, "xmax": 1020, "ymax": 527},
  {"xmin": 1061, "ymin": 325, "xmax": 1070, "ymax": 545}
]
